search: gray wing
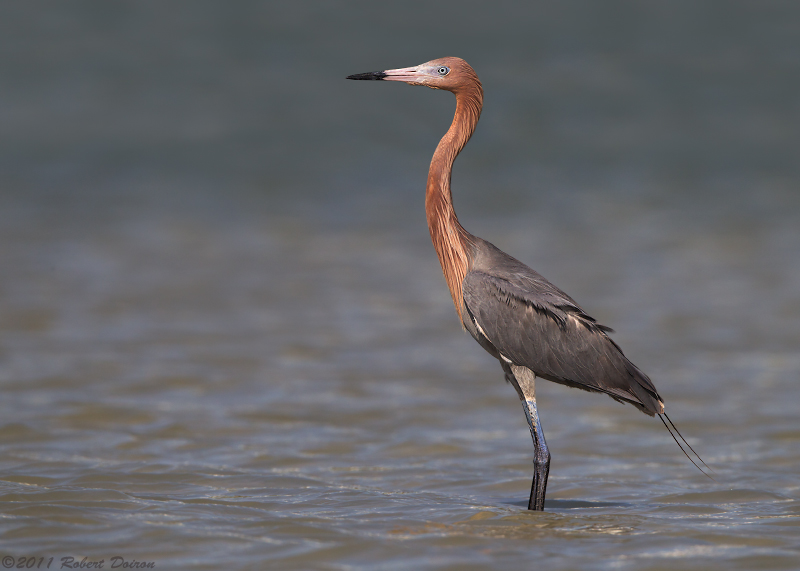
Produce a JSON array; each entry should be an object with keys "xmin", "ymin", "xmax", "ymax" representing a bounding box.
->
[{"xmin": 462, "ymin": 240, "xmax": 663, "ymax": 415}]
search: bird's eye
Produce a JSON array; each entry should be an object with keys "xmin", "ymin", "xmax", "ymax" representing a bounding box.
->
[{"xmin": 437, "ymin": 66, "xmax": 450, "ymax": 76}]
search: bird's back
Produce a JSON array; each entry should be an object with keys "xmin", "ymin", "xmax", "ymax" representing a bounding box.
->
[{"xmin": 461, "ymin": 237, "xmax": 664, "ymax": 415}]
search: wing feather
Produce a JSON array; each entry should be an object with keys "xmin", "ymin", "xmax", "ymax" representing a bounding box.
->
[{"xmin": 462, "ymin": 264, "xmax": 663, "ymax": 415}]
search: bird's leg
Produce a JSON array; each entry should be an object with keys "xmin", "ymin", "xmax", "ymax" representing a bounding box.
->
[{"xmin": 508, "ymin": 364, "xmax": 550, "ymax": 511}]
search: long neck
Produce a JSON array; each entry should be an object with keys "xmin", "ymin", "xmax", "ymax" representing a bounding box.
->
[{"xmin": 425, "ymin": 80, "xmax": 483, "ymax": 321}]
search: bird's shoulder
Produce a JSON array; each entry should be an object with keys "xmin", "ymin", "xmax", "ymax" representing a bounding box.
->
[{"xmin": 464, "ymin": 237, "xmax": 611, "ymax": 333}]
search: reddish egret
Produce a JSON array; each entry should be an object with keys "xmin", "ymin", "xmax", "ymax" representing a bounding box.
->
[{"xmin": 347, "ymin": 57, "xmax": 708, "ymax": 511}]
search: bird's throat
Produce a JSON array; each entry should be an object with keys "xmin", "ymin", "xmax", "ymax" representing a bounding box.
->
[{"xmin": 425, "ymin": 86, "xmax": 483, "ymax": 321}]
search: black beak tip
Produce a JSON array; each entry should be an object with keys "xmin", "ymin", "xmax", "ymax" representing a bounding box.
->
[{"xmin": 346, "ymin": 71, "xmax": 386, "ymax": 81}]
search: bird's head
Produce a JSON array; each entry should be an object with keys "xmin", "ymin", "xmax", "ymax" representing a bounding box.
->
[{"xmin": 347, "ymin": 57, "xmax": 478, "ymax": 94}]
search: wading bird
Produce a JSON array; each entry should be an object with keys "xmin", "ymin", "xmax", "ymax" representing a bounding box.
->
[{"xmin": 347, "ymin": 57, "xmax": 708, "ymax": 510}]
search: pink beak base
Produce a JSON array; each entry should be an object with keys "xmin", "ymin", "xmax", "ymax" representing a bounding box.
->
[{"xmin": 380, "ymin": 66, "xmax": 420, "ymax": 83}]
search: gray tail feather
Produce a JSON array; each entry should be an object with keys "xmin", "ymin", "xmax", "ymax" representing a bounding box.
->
[{"xmin": 626, "ymin": 362, "xmax": 664, "ymax": 416}]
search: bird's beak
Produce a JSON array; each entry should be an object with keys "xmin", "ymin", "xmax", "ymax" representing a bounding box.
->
[
  {"xmin": 346, "ymin": 70, "xmax": 386, "ymax": 81},
  {"xmin": 378, "ymin": 66, "xmax": 419, "ymax": 83},
  {"xmin": 347, "ymin": 66, "xmax": 420, "ymax": 83}
]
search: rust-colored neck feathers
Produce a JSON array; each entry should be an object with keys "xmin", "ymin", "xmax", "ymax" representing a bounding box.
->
[{"xmin": 426, "ymin": 64, "xmax": 483, "ymax": 321}]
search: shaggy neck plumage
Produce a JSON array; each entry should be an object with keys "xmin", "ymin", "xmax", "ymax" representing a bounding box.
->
[{"xmin": 425, "ymin": 78, "xmax": 483, "ymax": 321}]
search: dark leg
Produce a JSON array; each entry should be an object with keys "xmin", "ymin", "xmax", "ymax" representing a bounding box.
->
[{"xmin": 505, "ymin": 364, "xmax": 550, "ymax": 511}]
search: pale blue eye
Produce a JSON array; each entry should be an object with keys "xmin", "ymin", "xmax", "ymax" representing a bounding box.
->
[{"xmin": 437, "ymin": 66, "xmax": 450, "ymax": 76}]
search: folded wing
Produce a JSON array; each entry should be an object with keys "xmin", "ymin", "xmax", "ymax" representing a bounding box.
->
[{"xmin": 462, "ymin": 240, "xmax": 663, "ymax": 415}]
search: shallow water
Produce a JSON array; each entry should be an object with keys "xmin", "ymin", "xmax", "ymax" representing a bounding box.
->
[{"xmin": 1, "ymin": 2, "xmax": 800, "ymax": 570}]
